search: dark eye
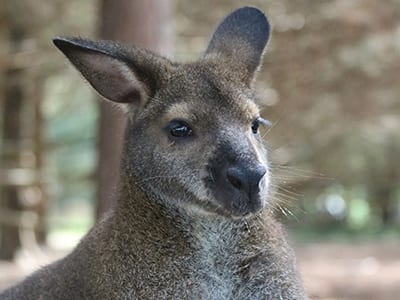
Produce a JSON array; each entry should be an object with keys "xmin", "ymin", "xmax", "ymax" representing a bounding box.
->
[
  {"xmin": 251, "ymin": 118, "xmax": 260, "ymax": 134},
  {"xmin": 251, "ymin": 117, "xmax": 272, "ymax": 134},
  {"xmin": 168, "ymin": 120, "xmax": 193, "ymax": 138}
]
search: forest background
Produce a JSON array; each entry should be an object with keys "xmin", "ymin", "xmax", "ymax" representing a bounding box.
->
[{"xmin": 0, "ymin": 1, "xmax": 399, "ymax": 299}]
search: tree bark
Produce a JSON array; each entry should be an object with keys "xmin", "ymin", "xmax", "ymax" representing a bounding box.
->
[{"xmin": 96, "ymin": 0, "xmax": 174, "ymax": 219}]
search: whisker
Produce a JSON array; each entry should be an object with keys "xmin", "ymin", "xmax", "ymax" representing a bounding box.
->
[
  {"xmin": 271, "ymin": 164, "xmax": 330, "ymax": 178},
  {"xmin": 273, "ymin": 191, "xmax": 300, "ymax": 202},
  {"xmin": 276, "ymin": 186, "xmax": 303, "ymax": 197},
  {"xmin": 261, "ymin": 111, "xmax": 287, "ymax": 139}
]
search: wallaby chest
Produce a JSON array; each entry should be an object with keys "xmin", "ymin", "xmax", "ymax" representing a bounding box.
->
[
  {"xmin": 186, "ymin": 218, "xmax": 254, "ymax": 299},
  {"xmin": 112, "ymin": 211, "xmax": 254, "ymax": 299}
]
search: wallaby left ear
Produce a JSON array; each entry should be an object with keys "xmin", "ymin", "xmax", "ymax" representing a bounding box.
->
[
  {"xmin": 53, "ymin": 37, "xmax": 171, "ymax": 111},
  {"xmin": 203, "ymin": 7, "xmax": 271, "ymax": 85}
]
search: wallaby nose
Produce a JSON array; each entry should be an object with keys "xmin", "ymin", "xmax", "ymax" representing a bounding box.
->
[{"xmin": 226, "ymin": 165, "xmax": 266, "ymax": 198}]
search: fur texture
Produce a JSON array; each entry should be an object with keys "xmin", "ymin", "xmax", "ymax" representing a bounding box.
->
[{"xmin": 1, "ymin": 7, "xmax": 306, "ymax": 299}]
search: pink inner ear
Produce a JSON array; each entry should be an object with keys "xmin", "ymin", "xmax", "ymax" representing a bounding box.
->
[{"xmin": 73, "ymin": 52, "xmax": 144, "ymax": 104}]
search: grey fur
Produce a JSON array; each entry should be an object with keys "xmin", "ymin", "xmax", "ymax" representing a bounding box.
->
[{"xmin": 0, "ymin": 7, "xmax": 306, "ymax": 300}]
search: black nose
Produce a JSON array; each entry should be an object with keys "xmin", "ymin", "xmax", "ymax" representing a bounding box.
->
[{"xmin": 226, "ymin": 165, "xmax": 266, "ymax": 198}]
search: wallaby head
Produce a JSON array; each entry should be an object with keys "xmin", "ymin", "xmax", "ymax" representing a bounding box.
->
[{"xmin": 53, "ymin": 7, "xmax": 271, "ymax": 218}]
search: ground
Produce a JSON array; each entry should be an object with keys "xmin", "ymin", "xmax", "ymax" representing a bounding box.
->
[
  {"xmin": 297, "ymin": 242, "xmax": 400, "ymax": 300},
  {"xmin": 0, "ymin": 242, "xmax": 399, "ymax": 299}
]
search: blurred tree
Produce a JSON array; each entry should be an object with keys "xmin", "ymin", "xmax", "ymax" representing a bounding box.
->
[
  {"xmin": 0, "ymin": 1, "xmax": 47, "ymax": 259},
  {"xmin": 96, "ymin": 0, "xmax": 174, "ymax": 219}
]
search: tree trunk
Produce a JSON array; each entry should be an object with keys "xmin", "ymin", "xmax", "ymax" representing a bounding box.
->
[
  {"xmin": 96, "ymin": 0, "xmax": 174, "ymax": 219},
  {"xmin": 0, "ymin": 68, "xmax": 24, "ymax": 259},
  {"xmin": 0, "ymin": 3, "xmax": 47, "ymax": 259}
]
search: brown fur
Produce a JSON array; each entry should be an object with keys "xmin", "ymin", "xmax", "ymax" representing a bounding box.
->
[{"xmin": 0, "ymin": 7, "xmax": 306, "ymax": 299}]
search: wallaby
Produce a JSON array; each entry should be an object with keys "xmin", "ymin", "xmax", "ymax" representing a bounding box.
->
[{"xmin": 1, "ymin": 7, "xmax": 306, "ymax": 300}]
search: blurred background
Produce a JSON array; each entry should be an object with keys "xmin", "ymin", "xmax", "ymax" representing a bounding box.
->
[{"xmin": 0, "ymin": 0, "xmax": 399, "ymax": 299}]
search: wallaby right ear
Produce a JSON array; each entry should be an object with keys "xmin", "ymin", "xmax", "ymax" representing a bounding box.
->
[{"xmin": 53, "ymin": 37, "xmax": 171, "ymax": 108}]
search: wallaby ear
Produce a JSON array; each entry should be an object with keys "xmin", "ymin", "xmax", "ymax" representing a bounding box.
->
[
  {"xmin": 53, "ymin": 37, "xmax": 170, "ymax": 109},
  {"xmin": 203, "ymin": 7, "xmax": 270, "ymax": 85}
]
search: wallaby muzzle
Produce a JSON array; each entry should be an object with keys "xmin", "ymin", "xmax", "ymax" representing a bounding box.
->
[{"xmin": 206, "ymin": 140, "xmax": 267, "ymax": 217}]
